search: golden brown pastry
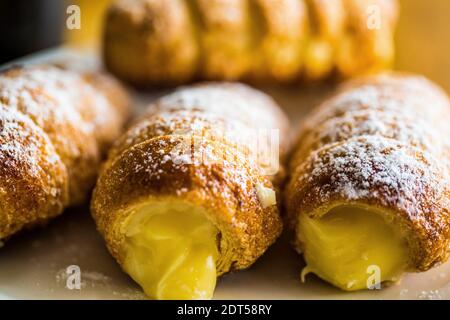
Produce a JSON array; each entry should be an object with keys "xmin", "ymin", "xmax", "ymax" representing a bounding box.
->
[
  {"xmin": 103, "ymin": 0, "xmax": 399, "ymax": 87},
  {"xmin": 285, "ymin": 72, "xmax": 450, "ymax": 291},
  {"xmin": 0, "ymin": 65, "xmax": 130, "ymax": 241},
  {"xmin": 91, "ymin": 82, "xmax": 288, "ymax": 299}
]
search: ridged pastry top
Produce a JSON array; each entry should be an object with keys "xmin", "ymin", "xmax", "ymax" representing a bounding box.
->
[
  {"xmin": 103, "ymin": 0, "xmax": 399, "ymax": 86},
  {"xmin": 0, "ymin": 66, "xmax": 127, "ymax": 149},
  {"xmin": 290, "ymin": 73, "xmax": 450, "ymax": 169},
  {"xmin": 286, "ymin": 73, "xmax": 450, "ymax": 271}
]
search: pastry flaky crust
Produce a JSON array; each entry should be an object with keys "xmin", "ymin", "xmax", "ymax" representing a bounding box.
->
[
  {"xmin": 103, "ymin": 0, "xmax": 398, "ymax": 87},
  {"xmin": 285, "ymin": 73, "xmax": 450, "ymax": 272},
  {"xmin": 91, "ymin": 82, "xmax": 288, "ymax": 275},
  {"xmin": 0, "ymin": 65, "xmax": 130, "ymax": 241}
]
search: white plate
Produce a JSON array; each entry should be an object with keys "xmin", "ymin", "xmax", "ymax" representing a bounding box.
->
[{"xmin": 0, "ymin": 49, "xmax": 448, "ymax": 300}]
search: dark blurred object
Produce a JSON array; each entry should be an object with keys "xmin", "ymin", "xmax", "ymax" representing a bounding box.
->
[{"xmin": 0, "ymin": 0, "xmax": 64, "ymax": 64}]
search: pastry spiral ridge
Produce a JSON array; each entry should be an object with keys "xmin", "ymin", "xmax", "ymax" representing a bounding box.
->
[{"xmin": 103, "ymin": 0, "xmax": 399, "ymax": 86}]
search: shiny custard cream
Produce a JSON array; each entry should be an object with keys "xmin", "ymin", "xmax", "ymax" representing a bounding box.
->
[
  {"xmin": 123, "ymin": 201, "xmax": 219, "ymax": 300},
  {"xmin": 297, "ymin": 205, "xmax": 408, "ymax": 291}
]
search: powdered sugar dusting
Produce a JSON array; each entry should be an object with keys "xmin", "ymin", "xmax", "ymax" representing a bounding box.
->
[
  {"xmin": 0, "ymin": 65, "xmax": 121, "ymax": 141},
  {"xmin": 110, "ymin": 83, "xmax": 288, "ymax": 181},
  {"xmin": 0, "ymin": 66, "xmax": 90, "ymax": 133},
  {"xmin": 295, "ymin": 74, "xmax": 450, "ymax": 180},
  {"xmin": 155, "ymin": 83, "xmax": 288, "ymax": 134},
  {"xmin": 0, "ymin": 102, "xmax": 64, "ymax": 180},
  {"xmin": 304, "ymin": 135, "xmax": 445, "ymax": 214}
]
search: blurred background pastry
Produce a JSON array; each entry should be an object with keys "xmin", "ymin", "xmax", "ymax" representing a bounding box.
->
[
  {"xmin": 101, "ymin": 0, "xmax": 399, "ymax": 86},
  {"xmin": 1, "ymin": 0, "xmax": 450, "ymax": 91}
]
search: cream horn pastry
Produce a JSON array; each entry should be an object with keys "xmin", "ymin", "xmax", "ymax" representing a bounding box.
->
[
  {"xmin": 102, "ymin": 0, "xmax": 398, "ymax": 87},
  {"xmin": 0, "ymin": 65, "xmax": 130, "ymax": 241},
  {"xmin": 285, "ymin": 73, "xmax": 450, "ymax": 291},
  {"xmin": 91, "ymin": 83, "xmax": 288, "ymax": 299}
]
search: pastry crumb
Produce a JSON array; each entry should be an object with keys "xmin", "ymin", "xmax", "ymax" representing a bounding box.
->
[{"xmin": 256, "ymin": 183, "xmax": 276, "ymax": 208}]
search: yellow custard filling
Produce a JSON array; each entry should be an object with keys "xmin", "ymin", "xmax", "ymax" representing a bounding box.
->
[
  {"xmin": 123, "ymin": 201, "xmax": 219, "ymax": 300},
  {"xmin": 297, "ymin": 205, "xmax": 408, "ymax": 291}
]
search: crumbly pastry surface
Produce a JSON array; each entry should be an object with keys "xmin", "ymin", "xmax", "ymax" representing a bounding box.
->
[
  {"xmin": 91, "ymin": 82, "xmax": 288, "ymax": 299},
  {"xmin": 0, "ymin": 65, "xmax": 130, "ymax": 241},
  {"xmin": 285, "ymin": 72, "xmax": 450, "ymax": 290},
  {"xmin": 103, "ymin": 0, "xmax": 398, "ymax": 86}
]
